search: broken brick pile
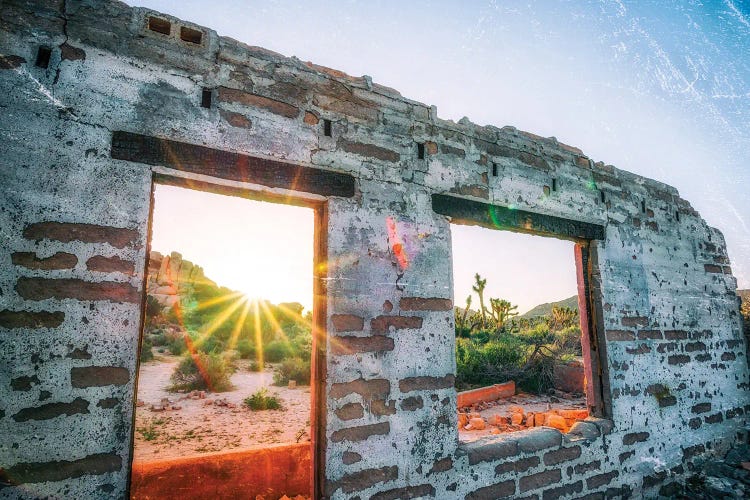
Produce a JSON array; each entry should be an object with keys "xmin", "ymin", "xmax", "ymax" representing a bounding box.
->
[{"xmin": 460, "ymin": 405, "xmax": 589, "ymax": 434}]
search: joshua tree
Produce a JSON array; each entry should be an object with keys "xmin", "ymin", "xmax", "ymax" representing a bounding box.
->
[
  {"xmin": 549, "ymin": 305, "xmax": 578, "ymax": 331},
  {"xmin": 455, "ymin": 295, "xmax": 473, "ymax": 337},
  {"xmin": 472, "ymin": 273, "xmax": 488, "ymax": 328},
  {"xmin": 489, "ymin": 298, "xmax": 518, "ymax": 328}
]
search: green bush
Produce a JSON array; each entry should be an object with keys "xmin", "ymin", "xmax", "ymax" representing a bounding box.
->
[
  {"xmin": 140, "ymin": 335, "xmax": 154, "ymax": 362},
  {"xmin": 244, "ymin": 388, "xmax": 282, "ymax": 410},
  {"xmin": 248, "ymin": 359, "xmax": 263, "ymax": 372},
  {"xmin": 168, "ymin": 352, "xmax": 234, "ymax": 392},
  {"xmin": 455, "ymin": 336, "xmax": 526, "ymax": 390},
  {"xmin": 264, "ymin": 340, "xmax": 293, "ymax": 362},
  {"xmin": 273, "ymin": 357, "xmax": 311, "ymax": 386},
  {"xmin": 236, "ymin": 338, "xmax": 256, "ymax": 359}
]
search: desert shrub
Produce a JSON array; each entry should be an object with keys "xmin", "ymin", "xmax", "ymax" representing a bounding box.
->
[
  {"xmin": 554, "ymin": 325, "xmax": 582, "ymax": 355},
  {"xmin": 264, "ymin": 340, "xmax": 293, "ymax": 362},
  {"xmin": 236, "ymin": 338, "xmax": 256, "ymax": 359},
  {"xmin": 244, "ymin": 388, "xmax": 282, "ymax": 410},
  {"xmin": 168, "ymin": 352, "xmax": 234, "ymax": 392},
  {"xmin": 248, "ymin": 359, "xmax": 263, "ymax": 372},
  {"xmin": 140, "ymin": 335, "xmax": 154, "ymax": 362},
  {"xmin": 273, "ymin": 357, "xmax": 311, "ymax": 386},
  {"xmin": 149, "ymin": 330, "xmax": 168, "ymax": 347},
  {"xmin": 166, "ymin": 335, "xmax": 187, "ymax": 355},
  {"xmin": 290, "ymin": 331, "xmax": 313, "ymax": 360},
  {"xmin": 455, "ymin": 336, "xmax": 526, "ymax": 390},
  {"xmin": 145, "ymin": 295, "xmax": 163, "ymax": 319}
]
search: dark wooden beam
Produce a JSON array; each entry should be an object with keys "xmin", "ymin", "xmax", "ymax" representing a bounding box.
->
[
  {"xmin": 111, "ymin": 131, "xmax": 355, "ymax": 198},
  {"xmin": 432, "ymin": 193, "xmax": 605, "ymax": 241}
]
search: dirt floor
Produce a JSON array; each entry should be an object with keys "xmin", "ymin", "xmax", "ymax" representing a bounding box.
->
[
  {"xmin": 132, "ymin": 354, "xmax": 311, "ymax": 461},
  {"xmin": 458, "ymin": 391, "xmax": 588, "ymax": 442}
]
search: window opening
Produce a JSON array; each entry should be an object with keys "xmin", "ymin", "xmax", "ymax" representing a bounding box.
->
[{"xmin": 130, "ymin": 183, "xmax": 316, "ymax": 499}]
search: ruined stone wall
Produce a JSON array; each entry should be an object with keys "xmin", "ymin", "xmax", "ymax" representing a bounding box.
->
[{"xmin": 1, "ymin": 1, "xmax": 748, "ymax": 498}]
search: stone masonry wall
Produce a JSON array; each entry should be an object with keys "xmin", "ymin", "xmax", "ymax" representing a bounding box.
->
[{"xmin": 0, "ymin": 1, "xmax": 748, "ymax": 498}]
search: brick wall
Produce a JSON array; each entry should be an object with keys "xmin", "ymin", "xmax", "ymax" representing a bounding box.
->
[{"xmin": 0, "ymin": 1, "xmax": 747, "ymax": 498}]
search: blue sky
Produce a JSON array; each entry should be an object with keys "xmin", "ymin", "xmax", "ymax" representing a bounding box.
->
[{"xmin": 131, "ymin": 0, "xmax": 750, "ymax": 310}]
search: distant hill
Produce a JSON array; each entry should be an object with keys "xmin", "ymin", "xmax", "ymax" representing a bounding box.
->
[{"xmin": 520, "ymin": 295, "xmax": 579, "ymax": 319}]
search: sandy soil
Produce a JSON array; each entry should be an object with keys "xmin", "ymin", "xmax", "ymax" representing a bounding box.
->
[
  {"xmin": 133, "ymin": 355, "xmax": 311, "ymax": 461},
  {"xmin": 458, "ymin": 391, "xmax": 587, "ymax": 442}
]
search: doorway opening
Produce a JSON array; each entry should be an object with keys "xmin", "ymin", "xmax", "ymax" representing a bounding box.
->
[
  {"xmin": 129, "ymin": 181, "xmax": 320, "ymax": 500},
  {"xmin": 450, "ymin": 224, "xmax": 595, "ymax": 441}
]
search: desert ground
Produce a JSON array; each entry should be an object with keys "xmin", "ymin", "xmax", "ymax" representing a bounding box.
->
[{"xmin": 132, "ymin": 355, "xmax": 311, "ymax": 461}]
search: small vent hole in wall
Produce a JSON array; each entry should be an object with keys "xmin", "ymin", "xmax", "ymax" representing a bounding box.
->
[
  {"xmin": 180, "ymin": 26, "xmax": 203, "ymax": 44},
  {"xmin": 417, "ymin": 143, "xmax": 425, "ymax": 160},
  {"xmin": 641, "ymin": 200, "xmax": 647, "ymax": 213},
  {"xmin": 35, "ymin": 46, "xmax": 51, "ymax": 68},
  {"xmin": 148, "ymin": 16, "xmax": 171, "ymax": 35},
  {"xmin": 676, "ymin": 210, "xmax": 680, "ymax": 222},
  {"xmin": 552, "ymin": 178, "xmax": 557, "ymax": 192},
  {"xmin": 323, "ymin": 119, "xmax": 332, "ymax": 137},
  {"xmin": 492, "ymin": 163, "xmax": 498, "ymax": 177},
  {"xmin": 201, "ymin": 88, "xmax": 212, "ymax": 108},
  {"xmin": 600, "ymin": 190, "xmax": 606, "ymax": 203}
]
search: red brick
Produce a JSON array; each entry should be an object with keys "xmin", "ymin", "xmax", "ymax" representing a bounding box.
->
[
  {"xmin": 23, "ymin": 222, "xmax": 139, "ymax": 248},
  {"xmin": 335, "ymin": 402, "xmax": 364, "ymax": 421},
  {"xmin": 331, "ymin": 465, "xmax": 398, "ymax": 494},
  {"xmin": 371, "ymin": 315, "xmax": 423, "ymax": 334},
  {"xmin": 622, "ymin": 432, "xmax": 649, "ymax": 445},
  {"xmin": 331, "ymin": 314, "xmax": 364, "ymax": 332},
  {"xmin": 70, "ymin": 366, "xmax": 129, "ymax": 388},
  {"xmin": 587, "ymin": 471, "xmax": 619, "ymax": 489},
  {"xmin": 543, "ymin": 446, "xmax": 581, "ymax": 466},
  {"xmin": 465, "ymin": 480, "xmax": 515, "ymax": 499},
  {"xmin": 0, "ymin": 310, "xmax": 64, "ymax": 329},
  {"xmin": 338, "ymin": 138, "xmax": 400, "ymax": 163},
  {"xmin": 330, "ymin": 422, "xmax": 390, "ymax": 443},
  {"xmin": 3, "ymin": 453, "xmax": 121, "ymax": 484},
  {"xmin": 704, "ymin": 264, "xmax": 722, "ymax": 273},
  {"xmin": 637, "ymin": 330, "xmax": 662, "ymax": 340},
  {"xmin": 542, "ymin": 481, "xmax": 583, "ymax": 500},
  {"xmin": 330, "ymin": 377, "xmax": 390, "ymax": 400},
  {"xmin": 303, "ymin": 111, "xmax": 319, "ymax": 125},
  {"xmin": 217, "ymin": 87, "xmax": 299, "ymax": 118},
  {"xmin": 664, "ymin": 330, "xmax": 688, "ymax": 340},
  {"xmin": 449, "ymin": 184, "xmax": 490, "ymax": 199},
  {"xmin": 399, "ymin": 297, "xmax": 452, "ymax": 311},
  {"xmin": 371, "ymin": 399, "xmax": 396, "ymax": 416},
  {"xmin": 424, "ymin": 141, "xmax": 438, "ymax": 155},
  {"xmin": 12, "ymin": 398, "xmax": 89, "ymax": 422},
  {"xmin": 606, "ymin": 330, "xmax": 634, "ymax": 341},
  {"xmin": 400, "ymin": 396, "xmax": 423, "ymax": 411},
  {"xmin": 519, "ymin": 469, "xmax": 561, "ymax": 493},
  {"xmin": 342, "ymin": 451, "xmax": 361, "ymax": 465},
  {"xmin": 331, "ymin": 335, "xmax": 394, "ymax": 356},
  {"xmin": 429, "ymin": 457, "xmax": 453, "ymax": 474},
  {"xmin": 16, "ymin": 278, "xmax": 139, "ymax": 303},
  {"xmin": 668, "ymin": 354, "xmax": 690, "ymax": 365},
  {"xmin": 399, "ymin": 374, "xmax": 454, "ymax": 393},
  {"xmin": 371, "ymin": 484, "xmax": 435, "ymax": 500},
  {"xmin": 495, "ymin": 456, "xmax": 540, "ymax": 475},
  {"xmin": 621, "ymin": 316, "xmax": 648, "ymax": 327},
  {"xmin": 60, "ymin": 43, "xmax": 85, "ymax": 61},
  {"xmin": 11, "ymin": 252, "xmax": 77, "ymax": 270},
  {"xmin": 219, "ymin": 109, "xmax": 252, "ymax": 128},
  {"xmin": 85, "ymin": 255, "xmax": 134, "ymax": 275}
]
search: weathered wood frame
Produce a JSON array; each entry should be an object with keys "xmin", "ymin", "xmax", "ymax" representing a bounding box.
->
[
  {"xmin": 433, "ymin": 193, "xmax": 612, "ymax": 419},
  {"xmin": 115, "ymin": 132, "xmax": 355, "ymax": 500}
]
